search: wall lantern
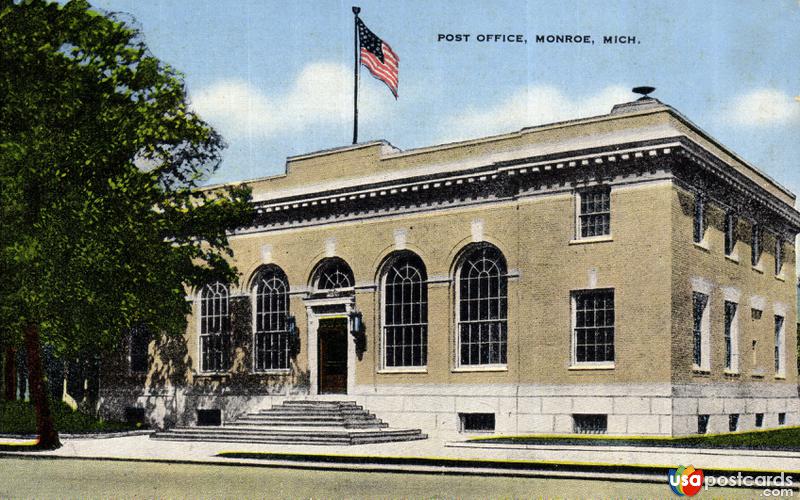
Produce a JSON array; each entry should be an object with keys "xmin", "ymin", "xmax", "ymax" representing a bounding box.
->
[
  {"xmin": 349, "ymin": 309, "xmax": 363, "ymax": 335},
  {"xmin": 349, "ymin": 309, "xmax": 366, "ymax": 357}
]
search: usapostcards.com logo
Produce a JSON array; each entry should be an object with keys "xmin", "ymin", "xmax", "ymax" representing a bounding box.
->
[{"xmin": 668, "ymin": 465, "xmax": 705, "ymax": 497}]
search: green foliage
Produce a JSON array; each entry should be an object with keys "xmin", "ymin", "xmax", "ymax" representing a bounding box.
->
[
  {"xmin": 473, "ymin": 427, "xmax": 800, "ymax": 450},
  {"xmin": 0, "ymin": 400, "xmax": 139, "ymax": 434},
  {"xmin": 0, "ymin": 0, "xmax": 252, "ymax": 356}
]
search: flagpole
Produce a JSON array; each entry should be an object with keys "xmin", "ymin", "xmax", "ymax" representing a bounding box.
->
[{"xmin": 352, "ymin": 6, "xmax": 361, "ymax": 145}]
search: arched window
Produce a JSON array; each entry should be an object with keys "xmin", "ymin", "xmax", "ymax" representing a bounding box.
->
[
  {"xmin": 199, "ymin": 282, "xmax": 231, "ymax": 372},
  {"xmin": 253, "ymin": 266, "xmax": 290, "ymax": 371},
  {"xmin": 382, "ymin": 253, "xmax": 427, "ymax": 368},
  {"xmin": 313, "ymin": 258, "xmax": 354, "ymax": 291},
  {"xmin": 457, "ymin": 245, "xmax": 508, "ymax": 366}
]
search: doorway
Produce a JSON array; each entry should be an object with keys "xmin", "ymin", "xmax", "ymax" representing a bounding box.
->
[{"xmin": 317, "ymin": 317, "xmax": 348, "ymax": 394}]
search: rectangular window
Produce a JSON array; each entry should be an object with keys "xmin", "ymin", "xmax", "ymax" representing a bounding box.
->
[
  {"xmin": 729, "ymin": 413, "xmax": 739, "ymax": 432},
  {"xmin": 459, "ymin": 413, "xmax": 495, "ymax": 432},
  {"xmin": 693, "ymin": 194, "xmax": 705, "ymax": 244},
  {"xmin": 751, "ymin": 224, "xmax": 761, "ymax": 266},
  {"xmin": 724, "ymin": 301, "xmax": 738, "ymax": 372},
  {"xmin": 755, "ymin": 413, "xmax": 764, "ymax": 428},
  {"xmin": 124, "ymin": 407, "xmax": 146, "ymax": 426},
  {"xmin": 724, "ymin": 212, "xmax": 736, "ymax": 256},
  {"xmin": 196, "ymin": 409, "xmax": 222, "ymax": 426},
  {"xmin": 199, "ymin": 283, "xmax": 231, "ymax": 373},
  {"xmin": 578, "ymin": 188, "xmax": 611, "ymax": 238},
  {"xmin": 775, "ymin": 315, "xmax": 785, "ymax": 376},
  {"xmin": 697, "ymin": 414, "xmax": 709, "ymax": 434},
  {"xmin": 572, "ymin": 289, "xmax": 615, "ymax": 365},
  {"xmin": 129, "ymin": 325, "xmax": 149, "ymax": 374},
  {"xmin": 692, "ymin": 292, "xmax": 710, "ymax": 371},
  {"xmin": 573, "ymin": 414, "xmax": 608, "ymax": 434},
  {"xmin": 779, "ymin": 413, "xmax": 787, "ymax": 425},
  {"xmin": 775, "ymin": 237, "xmax": 784, "ymax": 275}
]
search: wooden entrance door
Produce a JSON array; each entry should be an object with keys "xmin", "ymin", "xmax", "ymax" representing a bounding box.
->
[{"xmin": 318, "ymin": 317, "xmax": 347, "ymax": 394}]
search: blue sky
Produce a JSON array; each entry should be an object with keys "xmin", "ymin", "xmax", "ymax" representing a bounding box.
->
[{"xmin": 91, "ymin": 0, "xmax": 800, "ymax": 198}]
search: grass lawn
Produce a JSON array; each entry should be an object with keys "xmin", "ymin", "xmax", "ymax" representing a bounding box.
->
[
  {"xmin": 0, "ymin": 400, "xmax": 141, "ymax": 436},
  {"xmin": 473, "ymin": 426, "xmax": 800, "ymax": 451}
]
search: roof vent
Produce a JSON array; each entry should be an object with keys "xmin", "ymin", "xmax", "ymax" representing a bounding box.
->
[{"xmin": 632, "ymin": 86, "xmax": 656, "ymax": 100}]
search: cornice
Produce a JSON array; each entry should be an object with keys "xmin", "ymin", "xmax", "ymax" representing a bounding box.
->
[{"xmin": 237, "ymin": 137, "xmax": 800, "ymax": 235}]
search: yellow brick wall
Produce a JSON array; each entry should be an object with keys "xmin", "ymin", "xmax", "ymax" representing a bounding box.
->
[
  {"xmin": 179, "ymin": 180, "xmax": 678, "ymax": 389},
  {"xmin": 671, "ymin": 185, "xmax": 797, "ymax": 385}
]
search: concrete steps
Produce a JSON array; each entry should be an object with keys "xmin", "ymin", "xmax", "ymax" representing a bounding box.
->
[{"xmin": 151, "ymin": 399, "xmax": 427, "ymax": 445}]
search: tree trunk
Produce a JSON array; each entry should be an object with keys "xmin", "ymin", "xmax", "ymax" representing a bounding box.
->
[
  {"xmin": 3, "ymin": 346, "xmax": 16, "ymax": 401},
  {"xmin": 24, "ymin": 323, "xmax": 60, "ymax": 449}
]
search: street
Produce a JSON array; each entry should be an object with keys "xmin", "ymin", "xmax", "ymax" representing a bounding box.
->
[{"xmin": 0, "ymin": 457, "xmax": 763, "ymax": 499}]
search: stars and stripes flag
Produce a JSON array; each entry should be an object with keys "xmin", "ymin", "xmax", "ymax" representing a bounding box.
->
[{"xmin": 356, "ymin": 17, "xmax": 399, "ymax": 98}]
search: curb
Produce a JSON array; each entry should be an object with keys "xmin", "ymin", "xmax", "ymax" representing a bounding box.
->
[
  {"xmin": 448, "ymin": 441, "xmax": 800, "ymax": 460},
  {"xmin": 1, "ymin": 451, "xmax": 798, "ymax": 488},
  {"xmin": 0, "ymin": 430, "xmax": 152, "ymax": 440}
]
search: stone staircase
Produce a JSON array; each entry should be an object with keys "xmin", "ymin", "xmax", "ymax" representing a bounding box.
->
[{"xmin": 151, "ymin": 400, "xmax": 427, "ymax": 445}]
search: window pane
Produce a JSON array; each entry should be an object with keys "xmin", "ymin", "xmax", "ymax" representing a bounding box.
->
[
  {"xmin": 383, "ymin": 256, "xmax": 427, "ymax": 367},
  {"xmin": 574, "ymin": 289, "xmax": 615, "ymax": 363},
  {"xmin": 457, "ymin": 247, "xmax": 508, "ymax": 365},
  {"xmin": 200, "ymin": 282, "xmax": 231, "ymax": 372},
  {"xmin": 579, "ymin": 189, "xmax": 610, "ymax": 238},
  {"xmin": 253, "ymin": 268, "xmax": 290, "ymax": 371}
]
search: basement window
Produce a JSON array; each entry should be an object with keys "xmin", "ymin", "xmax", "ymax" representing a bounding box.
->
[
  {"xmin": 697, "ymin": 414, "xmax": 709, "ymax": 435},
  {"xmin": 729, "ymin": 414, "xmax": 739, "ymax": 432},
  {"xmin": 459, "ymin": 413, "xmax": 495, "ymax": 433},
  {"xmin": 124, "ymin": 407, "xmax": 146, "ymax": 426},
  {"xmin": 779, "ymin": 413, "xmax": 787, "ymax": 425},
  {"xmin": 197, "ymin": 409, "xmax": 222, "ymax": 426},
  {"xmin": 755, "ymin": 413, "xmax": 764, "ymax": 428},
  {"xmin": 573, "ymin": 414, "xmax": 608, "ymax": 434}
]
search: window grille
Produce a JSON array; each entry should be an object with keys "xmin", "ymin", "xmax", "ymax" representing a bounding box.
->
[
  {"xmin": 729, "ymin": 413, "xmax": 739, "ymax": 432},
  {"xmin": 697, "ymin": 414, "xmax": 709, "ymax": 434},
  {"xmin": 573, "ymin": 414, "xmax": 607, "ymax": 434},
  {"xmin": 383, "ymin": 254, "xmax": 427, "ymax": 368},
  {"xmin": 315, "ymin": 258, "xmax": 354, "ymax": 290},
  {"xmin": 573, "ymin": 289, "xmax": 615, "ymax": 364},
  {"xmin": 199, "ymin": 282, "xmax": 231, "ymax": 372},
  {"xmin": 458, "ymin": 246, "xmax": 507, "ymax": 366},
  {"xmin": 254, "ymin": 267, "xmax": 290, "ymax": 371},
  {"xmin": 459, "ymin": 413, "xmax": 495, "ymax": 432},
  {"xmin": 579, "ymin": 188, "xmax": 611, "ymax": 238}
]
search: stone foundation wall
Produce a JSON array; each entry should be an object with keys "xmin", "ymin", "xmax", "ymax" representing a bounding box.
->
[{"xmin": 99, "ymin": 382, "xmax": 799, "ymax": 438}]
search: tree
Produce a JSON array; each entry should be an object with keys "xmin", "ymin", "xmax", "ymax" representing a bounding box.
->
[{"xmin": 0, "ymin": 0, "xmax": 252, "ymax": 448}]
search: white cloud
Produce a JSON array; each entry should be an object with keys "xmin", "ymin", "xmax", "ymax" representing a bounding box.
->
[
  {"xmin": 190, "ymin": 62, "xmax": 388, "ymax": 140},
  {"xmin": 724, "ymin": 89, "xmax": 800, "ymax": 127},
  {"xmin": 439, "ymin": 85, "xmax": 631, "ymax": 143}
]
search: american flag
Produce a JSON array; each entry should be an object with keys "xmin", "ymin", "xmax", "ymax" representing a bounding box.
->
[{"xmin": 357, "ymin": 17, "xmax": 398, "ymax": 98}]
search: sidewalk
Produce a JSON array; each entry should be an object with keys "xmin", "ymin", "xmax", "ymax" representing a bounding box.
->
[{"xmin": 3, "ymin": 432, "xmax": 800, "ymax": 482}]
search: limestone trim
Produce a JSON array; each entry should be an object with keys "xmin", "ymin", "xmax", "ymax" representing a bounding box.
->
[{"xmin": 303, "ymin": 295, "xmax": 356, "ymax": 396}]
